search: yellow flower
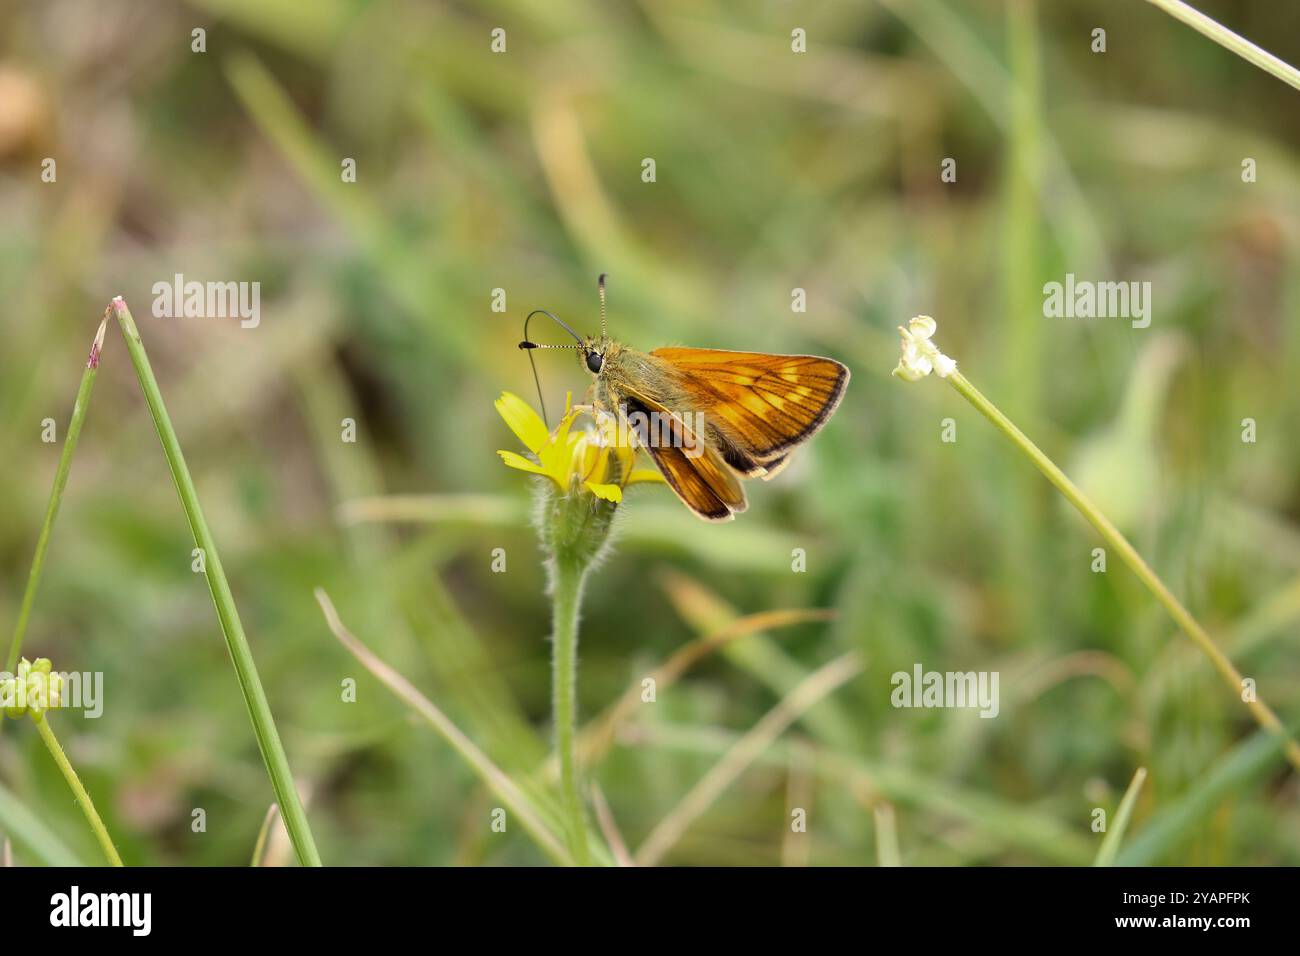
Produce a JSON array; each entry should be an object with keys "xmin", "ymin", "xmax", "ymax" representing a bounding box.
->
[{"xmin": 495, "ymin": 391, "xmax": 663, "ymax": 503}]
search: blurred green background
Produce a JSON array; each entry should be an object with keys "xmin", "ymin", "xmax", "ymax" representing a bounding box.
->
[{"xmin": 2, "ymin": 0, "xmax": 1299, "ymax": 866}]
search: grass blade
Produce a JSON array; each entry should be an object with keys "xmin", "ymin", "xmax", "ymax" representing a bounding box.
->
[
  {"xmin": 251, "ymin": 803, "xmax": 279, "ymax": 867},
  {"xmin": 625, "ymin": 724, "xmax": 1093, "ymax": 864},
  {"xmin": 6, "ymin": 316, "xmax": 107, "ymax": 671},
  {"xmin": 1146, "ymin": 0, "xmax": 1300, "ymax": 92},
  {"xmin": 570, "ymin": 606, "xmax": 836, "ymax": 772},
  {"xmin": 873, "ymin": 802, "xmax": 902, "ymax": 867},
  {"xmin": 339, "ymin": 493, "xmax": 810, "ymax": 574},
  {"xmin": 109, "ymin": 297, "xmax": 321, "ymax": 867},
  {"xmin": 0, "ymin": 779, "xmax": 85, "ymax": 867},
  {"xmin": 1093, "ymin": 766, "xmax": 1148, "ymax": 867},
  {"xmin": 314, "ymin": 587, "xmax": 575, "ymax": 866},
  {"xmin": 1116, "ymin": 733, "xmax": 1289, "ymax": 866},
  {"xmin": 633, "ymin": 651, "xmax": 863, "ymax": 867},
  {"xmin": 589, "ymin": 783, "xmax": 633, "ymax": 867}
]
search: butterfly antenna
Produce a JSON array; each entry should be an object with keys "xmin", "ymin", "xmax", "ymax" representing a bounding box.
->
[
  {"xmin": 519, "ymin": 308, "xmax": 584, "ymax": 428},
  {"xmin": 597, "ymin": 273, "xmax": 608, "ymax": 340}
]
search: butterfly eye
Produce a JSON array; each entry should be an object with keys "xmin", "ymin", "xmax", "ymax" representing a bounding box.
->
[{"xmin": 585, "ymin": 351, "xmax": 604, "ymax": 374}]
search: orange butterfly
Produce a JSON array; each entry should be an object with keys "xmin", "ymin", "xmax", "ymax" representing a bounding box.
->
[{"xmin": 522, "ymin": 276, "xmax": 849, "ymax": 521}]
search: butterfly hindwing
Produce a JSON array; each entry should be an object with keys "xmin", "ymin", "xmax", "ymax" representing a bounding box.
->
[{"xmin": 620, "ymin": 393, "xmax": 747, "ymax": 521}]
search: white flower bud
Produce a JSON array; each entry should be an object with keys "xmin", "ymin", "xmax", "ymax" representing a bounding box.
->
[{"xmin": 893, "ymin": 315, "xmax": 956, "ymax": 381}]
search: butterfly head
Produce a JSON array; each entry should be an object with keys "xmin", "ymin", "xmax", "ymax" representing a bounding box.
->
[{"xmin": 580, "ymin": 335, "xmax": 609, "ymax": 376}]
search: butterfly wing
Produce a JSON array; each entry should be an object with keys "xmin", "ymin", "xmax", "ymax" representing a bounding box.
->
[
  {"xmin": 620, "ymin": 393, "xmax": 747, "ymax": 522},
  {"xmin": 648, "ymin": 347, "xmax": 849, "ymax": 477}
]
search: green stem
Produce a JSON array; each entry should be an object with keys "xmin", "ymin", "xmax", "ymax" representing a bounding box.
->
[
  {"xmin": 109, "ymin": 297, "xmax": 322, "ymax": 867},
  {"xmin": 6, "ymin": 317, "xmax": 107, "ymax": 673},
  {"xmin": 944, "ymin": 367, "xmax": 1300, "ymax": 773},
  {"xmin": 550, "ymin": 555, "xmax": 591, "ymax": 865},
  {"xmin": 1146, "ymin": 0, "xmax": 1300, "ymax": 92},
  {"xmin": 34, "ymin": 716, "xmax": 122, "ymax": 867}
]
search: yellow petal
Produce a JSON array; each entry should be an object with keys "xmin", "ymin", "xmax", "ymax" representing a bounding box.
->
[
  {"xmin": 625, "ymin": 467, "xmax": 666, "ymax": 486},
  {"xmin": 537, "ymin": 447, "xmax": 569, "ymax": 479},
  {"xmin": 595, "ymin": 444, "xmax": 618, "ymax": 484},
  {"xmin": 577, "ymin": 436, "xmax": 607, "ymax": 482},
  {"xmin": 551, "ymin": 405, "xmax": 581, "ymax": 453},
  {"xmin": 613, "ymin": 441, "xmax": 636, "ymax": 466},
  {"xmin": 497, "ymin": 449, "xmax": 549, "ymax": 477},
  {"xmin": 585, "ymin": 481, "xmax": 623, "ymax": 503},
  {"xmin": 495, "ymin": 392, "xmax": 550, "ymax": 454}
]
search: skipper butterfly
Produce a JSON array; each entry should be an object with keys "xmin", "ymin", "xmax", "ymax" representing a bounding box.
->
[{"xmin": 522, "ymin": 275, "xmax": 849, "ymax": 521}]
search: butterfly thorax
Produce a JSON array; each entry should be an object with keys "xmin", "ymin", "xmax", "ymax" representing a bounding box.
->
[{"xmin": 586, "ymin": 340, "xmax": 693, "ymax": 416}]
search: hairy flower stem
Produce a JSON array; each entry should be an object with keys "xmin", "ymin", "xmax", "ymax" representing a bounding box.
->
[
  {"xmin": 549, "ymin": 553, "xmax": 591, "ymax": 865},
  {"xmin": 34, "ymin": 717, "xmax": 122, "ymax": 867},
  {"xmin": 537, "ymin": 478, "xmax": 614, "ymax": 866},
  {"xmin": 945, "ymin": 368, "xmax": 1300, "ymax": 773}
]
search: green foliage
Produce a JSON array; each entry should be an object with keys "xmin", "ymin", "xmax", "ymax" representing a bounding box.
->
[{"xmin": 1, "ymin": 0, "xmax": 1298, "ymax": 865}]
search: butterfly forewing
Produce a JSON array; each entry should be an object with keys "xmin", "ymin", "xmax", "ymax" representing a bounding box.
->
[{"xmin": 647, "ymin": 347, "xmax": 850, "ymax": 463}]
